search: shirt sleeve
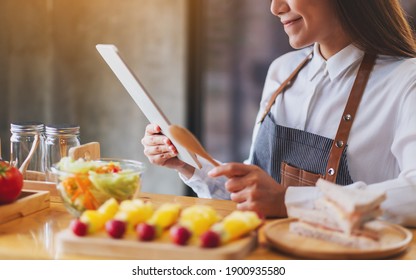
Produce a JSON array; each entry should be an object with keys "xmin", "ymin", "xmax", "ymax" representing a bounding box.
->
[
  {"xmin": 391, "ymin": 80, "xmax": 416, "ymax": 174},
  {"xmin": 178, "ymin": 157, "xmax": 231, "ymax": 200},
  {"xmin": 178, "ymin": 57, "xmax": 283, "ymax": 199}
]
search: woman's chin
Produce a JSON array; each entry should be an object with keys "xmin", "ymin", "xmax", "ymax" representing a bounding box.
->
[{"xmin": 288, "ymin": 38, "xmax": 314, "ymax": 50}]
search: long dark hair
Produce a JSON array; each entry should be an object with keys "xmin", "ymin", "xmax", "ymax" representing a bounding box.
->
[{"xmin": 335, "ymin": 0, "xmax": 416, "ymax": 57}]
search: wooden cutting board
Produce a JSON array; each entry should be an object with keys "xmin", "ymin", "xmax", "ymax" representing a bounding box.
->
[
  {"xmin": 56, "ymin": 229, "xmax": 258, "ymax": 260},
  {"xmin": 264, "ymin": 218, "xmax": 413, "ymax": 259},
  {"xmin": 0, "ymin": 190, "xmax": 50, "ymax": 225},
  {"xmin": 23, "ymin": 180, "xmax": 61, "ymax": 202}
]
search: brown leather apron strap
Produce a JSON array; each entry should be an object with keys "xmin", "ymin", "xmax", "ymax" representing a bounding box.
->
[
  {"xmin": 324, "ymin": 53, "xmax": 377, "ymax": 182},
  {"xmin": 258, "ymin": 51, "xmax": 313, "ymax": 123}
]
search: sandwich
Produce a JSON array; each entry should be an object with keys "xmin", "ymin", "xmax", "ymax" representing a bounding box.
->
[{"xmin": 287, "ymin": 178, "xmax": 387, "ymax": 249}]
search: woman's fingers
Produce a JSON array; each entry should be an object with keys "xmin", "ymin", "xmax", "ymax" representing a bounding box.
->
[
  {"xmin": 144, "ymin": 144, "xmax": 177, "ymax": 165},
  {"xmin": 229, "ymin": 189, "xmax": 247, "ymax": 204},
  {"xmin": 230, "ymin": 189, "xmax": 261, "ymax": 213},
  {"xmin": 208, "ymin": 162, "xmax": 286, "ymax": 217},
  {"xmin": 225, "ymin": 175, "xmax": 252, "ymax": 193},
  {"xmin": 235, "ymin": 200, "xmax": 252, "ymax": 211},
  {"xmin": 142, "ymin": 124, "xmax": 177, "ymax": 153},
  {"xmin": 150, "ymin": 152, "xmax": 176, "ymax": 164},
  {"xmin": 141, "ymin": 133, "xmax": 169, "ymax": 146},
  {"xmin": 208, "ymin": 162, "xmax": 255, "ymax": 178},
  {"xmin": 143, "ymin": 144, "xmax": 173, "ymax": 156},
  {"xmin": 141, "ymin": 123, "xmax": 180, "ymax": 167},
  {"xmin": 209, "ymin": 162, "xmax": 261, "ymax": 192},
  {"xmin": 144, "ymin": 124, "xmax": 161, "ymax": 135}
]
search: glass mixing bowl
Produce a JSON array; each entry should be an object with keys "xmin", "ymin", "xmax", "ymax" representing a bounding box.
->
[{"xmin": 51, "ymin": 157, "xmax": 145, "ymax": 217}]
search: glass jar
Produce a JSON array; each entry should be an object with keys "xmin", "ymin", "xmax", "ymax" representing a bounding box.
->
[
  {"xmin": 0, "ymin": 137, "xmax": 3, "ymax": 161},
  {"xmin": 45, "ymin": 124, "xmax": 81, "ymax": 172},
  {"xmin": 10, "ymin": 121, "xmax": 45, "ymax": 173}
]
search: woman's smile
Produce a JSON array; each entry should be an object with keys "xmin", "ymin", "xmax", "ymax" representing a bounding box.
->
[
  {"xmin": 281, "ymin": 17, "xmax": 302, "ymax": 27},
  {"xmin": 271, "ymin": 0, "xmax": 350, "ymax": 58}
]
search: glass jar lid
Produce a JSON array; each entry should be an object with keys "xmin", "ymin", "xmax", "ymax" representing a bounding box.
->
[
  {"xmin": 45, "ymin": 124, "xmax": 80, "ymax": 136},
  {"xmin": 10, "ymin": 121, "xmax": 44, "ymax": 133}
]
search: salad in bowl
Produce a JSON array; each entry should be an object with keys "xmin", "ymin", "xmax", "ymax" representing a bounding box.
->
[{"xmin": 51, "ymin": 157, "xmax": 145, "ymax": 217}]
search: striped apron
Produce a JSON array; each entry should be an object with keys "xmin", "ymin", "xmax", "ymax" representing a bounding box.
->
[{"xmin": 252, "ymin": 52, "xmax": 376, "ymax": 188}]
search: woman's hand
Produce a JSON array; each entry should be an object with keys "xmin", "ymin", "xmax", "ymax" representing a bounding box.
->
[
  {"xmin": 208, "ymin": 162, "xmax": 287, "ymax": 218},
  {"xmin": 141, "ymin": 124, "xmax": 195, "ymax": 178}
]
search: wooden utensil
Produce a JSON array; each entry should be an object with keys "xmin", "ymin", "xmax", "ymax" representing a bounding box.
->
[
  {"xmin": 68, "ymin": 142, "xmax": 100, "ymax": 160},
  {"xmin": 169, "ymin": 125, "xmax": 219, "ymax": 167}
]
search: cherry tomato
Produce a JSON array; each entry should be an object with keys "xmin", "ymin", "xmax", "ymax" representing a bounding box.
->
[{"xmin": 0, "ymin": 161, "xmax": 24, "ymax": 204}]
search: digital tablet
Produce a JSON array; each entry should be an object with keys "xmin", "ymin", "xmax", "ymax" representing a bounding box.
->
[{"xmin": 96, "ymin": 44, "xmax": 201, "ymax": 169}]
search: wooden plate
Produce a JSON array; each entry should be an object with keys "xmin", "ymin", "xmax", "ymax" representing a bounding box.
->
[
  {"xmin": 264, "ymin": 218, "xmax": 412, "ymax": 259},
  {"xmin": 56, "ymin": 229, "xmax": 258, "ymax": 260}
]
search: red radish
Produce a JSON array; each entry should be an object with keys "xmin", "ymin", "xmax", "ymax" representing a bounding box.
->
[
  {"xmin": 105, "ymin": 219, "xmax": 127, "ymax": 239},
  {"xmin": 136, "ymin": 223, "xmax": 156, "ymax": 241},
  {"xmin": 170, "ymin": 225, "xmax": 192, "ymax": 245},
  {"xmin": 70, "ymin": 219, "xmax": 88, "ymax": 237},
  {"xmin": 200, "ymin": 230, "xmax": 221, "ymax": 248}
]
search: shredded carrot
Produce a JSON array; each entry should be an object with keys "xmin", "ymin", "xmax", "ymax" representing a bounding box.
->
[
  {"xmin": 63, "ymin": 174, "xmax": 99, "ymax": 210},
  {"xmin": 62, "ymin": 177, "xmax": 77, "ymax": 197},
  {"xmin": 70, "ymin": 188, "xmax": 83, "ymax": 201},
  {"xmin": 62, "ymin": 162, "xmax": 122, "ymax": 210},
  {"xmin": 83, "ymin": 190, "xmax": 99, "ymax": 210}
]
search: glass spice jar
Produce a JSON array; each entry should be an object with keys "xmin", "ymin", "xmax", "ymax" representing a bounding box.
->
[
  {"xmin": 10, "ymin": 121, "xmax": 46, "ymax": 173},
  {"xmin": 44, "ymin": 124, "xmax": 81, "ymax": 172}
]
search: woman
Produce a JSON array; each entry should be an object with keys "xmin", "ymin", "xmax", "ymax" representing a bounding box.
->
[{"xmin": 141, "ymin": 0, "xmax": 416, "ymax": 226}]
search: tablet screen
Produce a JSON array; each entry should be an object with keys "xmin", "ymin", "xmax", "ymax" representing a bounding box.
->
[{"xmin": 96, "ymin": 44, "xmax": 201, "ymax": 169}]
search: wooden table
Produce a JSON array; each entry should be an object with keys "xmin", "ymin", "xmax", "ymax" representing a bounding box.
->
[{"xmin": 0, "ymin": 191, "xmax": 415, "ymax": 260}]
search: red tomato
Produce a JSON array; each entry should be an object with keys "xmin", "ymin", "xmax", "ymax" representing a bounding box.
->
[{"xmin": 0, "ymin": 161, "xmax": 24, "ymax": 204}]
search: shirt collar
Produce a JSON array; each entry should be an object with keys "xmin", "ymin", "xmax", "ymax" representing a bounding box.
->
[{"xmin": 307, "ymin": 43, "xmax": 365, "ymax": 81}]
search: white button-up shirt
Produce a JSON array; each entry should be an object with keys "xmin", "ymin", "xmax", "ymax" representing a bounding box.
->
[{"xmin": 181, "ymin": 43, "xmax": 416, "ymax": 227}]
